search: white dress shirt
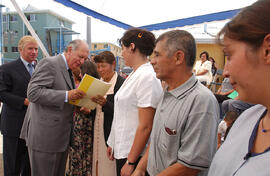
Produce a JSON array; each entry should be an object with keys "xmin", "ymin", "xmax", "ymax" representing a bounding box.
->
[
  {"xmin": 60, "ymin": 54, "xmax": 71, "ymax": 102},
  {"xmin": 107, "ymin": 62, "xmax": 163, "ymax": 159},
  {"xmin": 20, "ymin": 57, "xmax": 35, "ymax": 74}
]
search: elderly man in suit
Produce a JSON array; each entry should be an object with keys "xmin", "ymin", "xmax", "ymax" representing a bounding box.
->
[
  {"xmin": 0, "ymin": 35, "xmax": 38, "ymax": 176},
  {"xmin": 20, "ymin": 39, "xmax": 89, "ymax": 176}
]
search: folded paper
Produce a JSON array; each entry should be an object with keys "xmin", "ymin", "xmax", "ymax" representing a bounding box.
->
[{"xmin": 69, "ymin": 74, "xmax": 112, "ymax": 109}]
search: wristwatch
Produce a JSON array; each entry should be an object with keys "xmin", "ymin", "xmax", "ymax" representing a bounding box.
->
[{"xmin": 126, "ymin": 160, "xmax": 136, "ymax": 165}]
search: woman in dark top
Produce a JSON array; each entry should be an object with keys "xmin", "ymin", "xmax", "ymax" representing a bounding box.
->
[{"xmin": 92, "ymin": 51, "xmax": 125, "ymax": 176}]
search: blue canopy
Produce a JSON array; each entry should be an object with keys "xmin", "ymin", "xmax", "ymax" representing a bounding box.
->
[
  {"xmin": 140, "ymin": 9, "xmax": 240, "ymax": 31},
  {"xmin": 54, "ymin": 0, "xmax": 240, "ymax": 31}
]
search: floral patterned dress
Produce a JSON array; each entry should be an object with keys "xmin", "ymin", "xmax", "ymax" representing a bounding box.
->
[{"xmin": 66, "ymin": 108, "xmax": 95, "ymax": 176}]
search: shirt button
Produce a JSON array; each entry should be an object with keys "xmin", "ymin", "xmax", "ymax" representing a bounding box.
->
[{"xmin": 160, "ymin": 109, "xmax": 163, "ymax": 112}]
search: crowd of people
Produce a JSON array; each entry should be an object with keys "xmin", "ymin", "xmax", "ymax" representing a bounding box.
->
[{"xmin": 0, "ymin": 0, "xmax": 269, "ymax": 175}]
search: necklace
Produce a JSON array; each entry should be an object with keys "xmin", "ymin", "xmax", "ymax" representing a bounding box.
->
[{"xmin": 261, "ymin": 116, "xmax": 270, "ymax": 133}]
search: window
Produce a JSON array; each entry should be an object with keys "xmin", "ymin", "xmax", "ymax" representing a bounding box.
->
[
  {"xmin": 3, "ymin": 15, "xmax": 7, "ymax": 22},
  {"xmin": 10, "ymin": 15, "xmax": 17, "ymax": 22},
  {"xmin": 26, "ymin": 14, "xmax": 36, "ymax": 21},
  {"xmin": 59, "ymin": 20, "xmax": 64, "ymax": 26},
  {"xmin": 14, "ymin": 30, "xmax": 19, "ymax": 38},
  {"xmin": 4, "ymin": 47, "xmax": 8, "ymax": 52},
  {"xmin": 104, "ymin": 44, "xmax": 108, "ymax": 48},
  {"xmin": 12, "ymin": 47, "xmax": 18, "ymax": 52},
  {"xmin": 3, "ymin": 32, "xmax": 8, "ymax": 45}
]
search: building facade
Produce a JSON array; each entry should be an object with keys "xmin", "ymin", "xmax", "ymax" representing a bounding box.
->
[
  {"xmin": 2, "ymin": 5, "xmax": 78, "ymax": 63},
  {"xmin": 90, "ymin": 42, "xmax": 124, "ymax": 72}
]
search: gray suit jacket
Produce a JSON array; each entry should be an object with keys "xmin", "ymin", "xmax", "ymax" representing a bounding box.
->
[{"xmin": 20, "ymin": 54, "xmax": 74, "ymax": 152}]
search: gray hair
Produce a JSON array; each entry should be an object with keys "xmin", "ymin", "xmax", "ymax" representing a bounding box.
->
[
  {"xmin": 156, "ymin": 30, "xmax": 196, "ymax": 68},
  {"xmin": 64, "ymin": 39, "xmax": 84, "ymax": 52}
]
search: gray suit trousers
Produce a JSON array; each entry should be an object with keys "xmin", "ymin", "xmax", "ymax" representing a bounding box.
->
[{"xmin": 28, "ymin": 148, "xmax": 68, "ymax": 176}]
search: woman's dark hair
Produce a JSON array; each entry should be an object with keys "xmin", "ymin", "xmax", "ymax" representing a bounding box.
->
[
  {"xmin": 217, "ymin": 0, "xmax": 270, "ymax": 50},
  {"xmin": 119, "ymin": 28, "xmax": 155, "ymax": 56},
  {"xmin": 72, "ymin": 67, "xmax": 82, "ymax": 82},
  {"xmin": 93, "ymin": 51, "xmax": 116, "ymax": 65},
  {"xmin": 209, "ymin": 57, "xmax": 217, "ymax": 75},
  {"xmin": 209, "ymin": 57, "xmax": 215, "ymax": 63},
  {"xmin": 224, "ymin": 111, "xmax": 238, "ymax": 140},
  {"xmin": 199, "ymin": 51, "xmax": 209, "ymax": 60},
  {"xmin": 80, "ymin": 60, "xmax": 100, "ymax": 79}
]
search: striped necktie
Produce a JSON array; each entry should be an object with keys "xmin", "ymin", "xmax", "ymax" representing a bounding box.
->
[
  {"xmin": 68, "ymin": 69, "xmax": 75, "ymax": 89},
  {"xmin": 28, "ymin": 63, "xmax": 34, "ymax": 76}
]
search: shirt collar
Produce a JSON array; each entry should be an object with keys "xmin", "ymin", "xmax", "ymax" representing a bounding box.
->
[
  {"xmin": 126, "ymin": 62, "xmax": 151, "ymax": 81},
  {"xmin": 137, "ymin": 62, "xmax": 151, "ymax": 70},
  {"xmin": 166, "ymin": 74, "xmax": 198, "ymax": 99},
  {"xmin": 61, "ymin": 53, "xmax": 69, "ymax": 70},
  {"xmin": 130, "ymin": 62, "xmax": 151, "ymax": 74},
  {"xmin": 20, "ymin": 56, "xmax": 34, "ymax": 67}
]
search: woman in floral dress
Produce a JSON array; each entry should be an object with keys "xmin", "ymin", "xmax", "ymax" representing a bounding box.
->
[{"xmin": 66, "ymin": 60, "xmax": 99, "ymax": 176}]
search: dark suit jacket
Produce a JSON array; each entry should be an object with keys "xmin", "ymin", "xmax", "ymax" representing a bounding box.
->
[
  {"xmin": 0, "ymin": 58, "xmax": 31, "ymax": 137},
  {"xmin": 102, "ymin": 75, "xmax": 125, "ymax": 144}
]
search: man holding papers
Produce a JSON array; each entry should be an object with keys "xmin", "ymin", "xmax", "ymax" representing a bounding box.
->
[{"xmin": 20, "ymin": 39, "xmax": 89, "ymax": 176}]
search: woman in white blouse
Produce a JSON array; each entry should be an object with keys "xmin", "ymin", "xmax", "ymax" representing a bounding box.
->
[
  {"xmin": 193, "ymin": 51, "xmax": 213, "ymax": 85},
  {"xmin": 107, "ymin": 28, "xmax": 163, "ymax": 176}
]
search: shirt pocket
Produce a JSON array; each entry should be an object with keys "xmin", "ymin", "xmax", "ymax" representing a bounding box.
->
[{"xmin": 158, "ymin": 124, "xmax": 179, "ymax": 159}]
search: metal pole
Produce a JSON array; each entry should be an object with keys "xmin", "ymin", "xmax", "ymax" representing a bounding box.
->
[
  {"xmin": 22, "ymin": 19, "xmax": 24, "ymax": 35},
  {"xmin": 60, "ymin": 26, "xmax": 62, "ymax": 53},
  {"xmin": 86, "ymin": 16, "xmax": 91, "ymax": 55},
  {"xmin": 10, "ymin": 0, "xmax": 49, "ymax": 57}
]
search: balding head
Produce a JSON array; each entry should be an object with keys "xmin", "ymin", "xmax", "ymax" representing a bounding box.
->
[{"xmin": 64, "ymin": 39, "xmax": 89, "ymax": 70}]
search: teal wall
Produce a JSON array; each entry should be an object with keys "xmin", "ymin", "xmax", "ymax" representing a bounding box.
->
[{"xmin": 3, "ymin": 12, "xmax": 73, "ymax": 62}]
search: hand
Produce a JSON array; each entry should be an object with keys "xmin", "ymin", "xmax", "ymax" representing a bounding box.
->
[
  {"xmin": 80, "ymin": 107, "xmax": 91, "ymax": 114},
  {"xmin": 121, "ymin": 163, "xmax": 135, "ymax": 176},
  {"xmin": 131, "ymin": 170, "xmax": 145, "ymax": 176},
  {"xmin": 219, "ymin": 92, "xmax": 226, "ymax": 96},
  {"xmin": 91, "ymin": 95, "xmax": 106, "ymax": 106},
  {"xmin": 68, "ymin": 89, "xmax": 85, "ymax": 101},
  {"xmin": 106, "ymin": 146, "xmax": 114, "ymax": 161},
  {"xmin": 24, "ymin": 98, "xmax": 29, "ymax": 106}
]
